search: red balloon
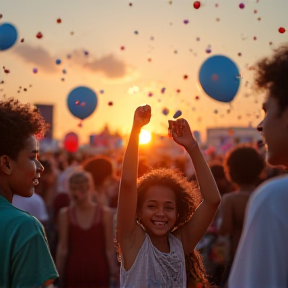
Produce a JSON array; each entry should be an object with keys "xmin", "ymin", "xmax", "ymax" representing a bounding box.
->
[{"xmin": 64, "ymin": 132, "xmax": 78, "ymax": 152}]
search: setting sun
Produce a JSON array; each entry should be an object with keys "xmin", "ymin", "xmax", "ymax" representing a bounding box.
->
[{"xmin": 139, "ymin": 129, "xmax": 152, "ymax": 145}]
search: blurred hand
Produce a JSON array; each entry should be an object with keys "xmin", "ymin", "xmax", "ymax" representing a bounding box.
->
[
  {"xmin": 168, "ymin": 118, "xmax": 197, "ymax": 148},
  {"xmin": 133, "ymin": 105, "xmax": 151, "ymax": 129}
]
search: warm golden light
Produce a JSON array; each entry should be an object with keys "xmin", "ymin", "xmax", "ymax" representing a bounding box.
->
[{"xmin": 139, "ymin": 129, "xmax": 152, "ymax": 145}]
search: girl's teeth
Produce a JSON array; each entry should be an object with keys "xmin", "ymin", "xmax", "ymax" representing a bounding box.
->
[{"xmin": 154, "ymin": 221, "xmax": 165, "ymax": 226}]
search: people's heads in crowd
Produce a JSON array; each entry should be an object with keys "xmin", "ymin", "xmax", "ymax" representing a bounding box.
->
[
  {"xmin": 210, "ymin": 163, "xmax": 234, "ymax": 195},
  {"xmin": 255, "ymin": 44, "xmax": 288, "ymax": 168},
  {"xmin": 0, "ymin": 98, "xmax": 48, "ymax": 198},
  {"xmin": 38, "ymin": 159, "xmax": 55, "ymax": 188},
  {"xmin": 68, "ymin": 170, "xmax": 93, "ymax": 204},
  {"xmin": 82, "ymin": 155, "xmax": 115, "ymax": 187},
  {"xmin": 224, "ymin": 145, "xmax": 265, "ymax": 188},
  {"xmin": 136, "ymin": 168, "xmax": 202, "ymax": 232}
]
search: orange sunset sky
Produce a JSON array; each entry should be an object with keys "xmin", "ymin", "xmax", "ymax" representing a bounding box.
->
[{"xmin": 1, "ymin": 0, "xmax": 288, "ymax": 144}]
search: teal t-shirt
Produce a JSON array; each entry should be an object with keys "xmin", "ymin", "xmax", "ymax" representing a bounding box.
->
[{"xmin": 0, "ymin": 195, "xmax": 58, "ymax": 288}]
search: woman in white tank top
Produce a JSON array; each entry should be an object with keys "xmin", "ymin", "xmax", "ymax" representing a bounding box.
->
[{"xmin": 116, "ymin": 105, "xmax": 221, "ymax": 288}]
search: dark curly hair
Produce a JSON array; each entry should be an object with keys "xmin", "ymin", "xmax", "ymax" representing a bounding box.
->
[
  {"xmin": 254, "ymin": 44, "xmax": 288, "ymax": 114},
  {"xmin": 224, "ymin": 145, "xmax": 265, "ymax": 186},
  {"xmin": 0, "ymin": 98, "xmax": 49, "ymax": 160},
  {"xmin": 82, "ymin": 155, "xmax": 114, "ymax": 186},
  {"xmin": 137, "ymin": 168, "xmax": 209, "ymax": 287}
]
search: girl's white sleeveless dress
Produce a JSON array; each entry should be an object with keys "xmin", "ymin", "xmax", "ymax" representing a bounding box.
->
[{"xmin": 120, "ymin": 233, "xmax": 187, "ymax": 288}]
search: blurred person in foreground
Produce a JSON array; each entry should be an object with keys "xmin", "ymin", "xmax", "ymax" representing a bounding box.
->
[
  {"xmin": 228, "ymin": 44, "xmax": 288, "ymax": 288},
  {"xmin": 219, "ymin": 145, "xmax": 265, "ymax": 287},
  {"xmin": 0, "ymin": 98, "xmax": 58, "ymax": 287}
]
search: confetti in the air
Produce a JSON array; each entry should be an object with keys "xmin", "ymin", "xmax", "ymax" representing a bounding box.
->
[
  {"xmin": 56, "ymin": 59, "xmax": 61, "ymax": 65},
  {"xmin": 36, "ymin": 32, "xmax": 43, "ymax": 39},
  {"xmin": 57, "ymin": 18, "xmax": 62, "ymax": 24},
  {"xmin": 183, "ymin": 20, "xmax": 189, "ymax": 24},
  {"xmin": 161, "ymin": 87, "xmax": 166, "ymax": 93},
  {"xmin": 162, "ymin": 108, "xmax": 169, "ymax": 116},
  {"xmin": 183, "ymin": 75, "xmax": 188, "ymax": 80},
  {"xmin": 20, "ymin": 38, "xmax": 24, "ymax": 43},
  {"xmin": 193, "ymin": 1, "xmax": 201, "ymax": 9},
  {"xmin": 279, "ymin": 27, "xmax": 286, "ymax": 34},
  {"xmin": 120, "ymin": 46, "xmax": 125, "ymax": 50},
  {"xmin": 173, "ymin": 110, "xmax": 182, "ymax": 119},
  {"xmin": 239, "ymin": 3, "xmax": 245, "ymax": 9},
  {"xmin": 33, "ymin": 68, "xmax": 38, "ymax": 74}
]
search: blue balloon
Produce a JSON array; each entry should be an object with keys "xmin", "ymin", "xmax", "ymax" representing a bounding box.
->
[
  {"xmin": 0, "ymin": 23, "xmax": 18, "ymax": 51},
  {"xmin": 67, "ymin": 86, "xmax": 98, "ymax": 120},
  {"xmin": 199, "ymin": 55, "xmax": 240, "ymax": 103}
]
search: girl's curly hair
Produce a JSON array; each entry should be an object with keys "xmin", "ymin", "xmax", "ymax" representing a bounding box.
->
[
  {"xmin": 0, "ymin": 98, "xmax": 49, "ymax": 159},
  {"xmin": 137, "ymin": 168, "xmax": 209, "ymax": 287}
]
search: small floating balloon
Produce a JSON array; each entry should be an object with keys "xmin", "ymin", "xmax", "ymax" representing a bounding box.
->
[
  {"xmin": 67, "ymin": 86, "xmax": 98, "ymax": 120},
  {"xmin": 193, "ymin": 1, "xmax": 201, "ymax": 9},
  {"xmin": 0, "ymin": 23, "xmax": 18, "ymax": 51},
  {"xmin": 64, "ymin": 132, "xmax": 78, "ymax": 153},
  {"xmin": 173, "ymin": 110, "xmax": 182, "ymax": 119},
  {"xmin": 199, "ymin": 55, "xmax": 240, "ymax": 103},
  {"xmin": 56, "ymin": 59, "xmax": 61, "ymax": 65}
]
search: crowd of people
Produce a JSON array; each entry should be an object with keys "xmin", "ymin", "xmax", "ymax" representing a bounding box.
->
[{"xmin": 0, "ymin": 44, "xmax": 288, "ymax": 288}]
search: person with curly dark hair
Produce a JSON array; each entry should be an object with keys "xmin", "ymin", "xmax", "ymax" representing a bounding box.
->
[
  {"xmin": 229, "ymin": 45, "xmax": 288, "ymax": 288},
  {"xmin": 0, "ymin": 98, "xmax": 58, "ymax": 287},
  {"xmin": 219, "ymin": 145, "xmax": 265, "ymax": 287},
  {"xmin": 116, "ymin": 105, "xmax": 221, "ymax": 288}
]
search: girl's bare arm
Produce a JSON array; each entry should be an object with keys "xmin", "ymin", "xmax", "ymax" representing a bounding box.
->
[
  {"xmin": 116, "ymin": 105, "xmax": 151, "ymax": 246},
  {"xmin": 170, "ymin": 119, "xmax": 221, "ymax": 253}
]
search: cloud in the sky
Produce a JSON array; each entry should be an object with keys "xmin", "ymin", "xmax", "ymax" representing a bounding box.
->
[
  {"xmin": 85, "ymin": 54, "xmax": 128, "ymax": 78},
  {"xmin": 13, "ymin": 45, "xmax": 57, "ymax": 73},
  {"xmin": 13, "ymin": 45, "xmax": 129, "ymax": 78}
]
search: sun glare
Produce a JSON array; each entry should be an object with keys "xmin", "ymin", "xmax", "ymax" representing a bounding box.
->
[{"xmin": 139, "ymin": 129, "xmax": 152, "ymax": 145}]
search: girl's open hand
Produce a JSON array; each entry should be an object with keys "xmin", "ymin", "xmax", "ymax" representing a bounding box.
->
[
  {"xmin": 133, "ymin": 105, "xmax": 151, "ymax": 129},
  {"xmin": 168, "ymin": 118, "xmax": 197, "ymax": 148}
]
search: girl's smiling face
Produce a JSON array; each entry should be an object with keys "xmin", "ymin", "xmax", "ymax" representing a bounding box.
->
[{"xmin": 137, "ymin": 185, "xmax": 178, "ymax": 237}]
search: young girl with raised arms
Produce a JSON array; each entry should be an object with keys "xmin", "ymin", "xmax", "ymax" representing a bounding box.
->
[{"xmin": 116, "ymin": 105, "xmax": 221, "ymax": 288}]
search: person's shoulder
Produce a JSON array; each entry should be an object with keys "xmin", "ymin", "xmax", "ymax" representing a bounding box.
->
[
  {"xmin": 252, "ymin": 174, "xmax": 288, "ymax": 203},
  {"xmin": 246, "ymin": 175, "xmax": 288, "ymax": 221}
]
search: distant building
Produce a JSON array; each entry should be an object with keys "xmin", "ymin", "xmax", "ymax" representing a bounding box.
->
[{"xmin": 206, "ymin": 127, "xmax": 262, "ymax": 154}]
